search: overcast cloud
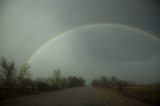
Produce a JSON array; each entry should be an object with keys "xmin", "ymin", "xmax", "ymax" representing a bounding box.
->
[{"xmin": 0, "ymin": 0, "xmax": 160, "ymax": 83}]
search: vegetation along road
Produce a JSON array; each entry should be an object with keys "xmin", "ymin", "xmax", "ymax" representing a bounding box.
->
[{"xmin": 2, "ymin": 87, "xmax": 109, "ymax": 106}]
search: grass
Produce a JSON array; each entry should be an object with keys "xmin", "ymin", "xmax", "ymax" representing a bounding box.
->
[
  {"xmin": 96, "ymin": 87, "xmax": 154, "ymax": 106},
  {"xmin": 123, "ymin": 85, "xmax": 160, "ymax": 105}
]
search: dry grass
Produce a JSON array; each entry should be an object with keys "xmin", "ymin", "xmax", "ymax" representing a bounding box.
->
[
  {"xmin": 124, "ymin": 85, "xmax": 160, "ymax": 105},
  {"xmin": 96, "ymin": 88, "xmax": 153, "ymax": 106}
]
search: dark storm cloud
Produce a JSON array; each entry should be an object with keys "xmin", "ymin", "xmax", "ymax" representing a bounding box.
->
[
  {"xmin": 64, "ymin": 27, "xmax": 160, "ymax": 62},
  {"xmin": 29, "ymin": 25, "xmax": 160, "ymax": 83},
  {"xmin": 0, "ymin": 0, "xmax": 159, "ymax": 83}
]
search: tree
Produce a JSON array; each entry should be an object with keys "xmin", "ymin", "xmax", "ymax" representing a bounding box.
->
[
  {"xmin": 53, "ymin": 70, "xmax": 62, "ymax": 89},
  {"xmin": 18, "ymin": 63, "xmax": 30, "ymax": 81},
  {"xmin": 0, "ymin": 57, "xmax": 16, "ymax": 97},
  {"xmin": 91, "ymin": 76, "xmax": 109, "ymax": 87},
  {"xmin": 67, "ymin": 76, "xmax": 85, "ymax": 87},
  {"xmin": 91, "ymin": 79, "xmax": 99, "ymax": 87},
  {"xmin": 110, "ymin": 76, "xmax": 119, "ymax": 88},
  {"xmin": 17, "ymin": 63, "xmax": 32, "ymax": 94},
  {"xmin": 61, "ymin": 77, "xmax": 68, "ymax": 88},
  {"xmin": 99, "ymin": 76, "xmax": 109, "ymax": 87},
  {"xmin": 35, "ymin": 78, "xmax": 52, "ymax": 93}
]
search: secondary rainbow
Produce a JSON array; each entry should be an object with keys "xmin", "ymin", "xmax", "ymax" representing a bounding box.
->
[{"xmin": 27, "ymin": 23, "xmax": 160, "ymax": 64}]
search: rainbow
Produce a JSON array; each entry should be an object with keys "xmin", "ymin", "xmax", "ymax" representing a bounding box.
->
[{"xmin": 27, "ymin": 23, "xmax": 160, "ymax": 64}]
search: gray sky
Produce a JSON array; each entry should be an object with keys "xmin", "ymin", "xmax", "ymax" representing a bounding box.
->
[{"xmin": 0, "ymin": 0, "xmax": 160, "ymax": 84}]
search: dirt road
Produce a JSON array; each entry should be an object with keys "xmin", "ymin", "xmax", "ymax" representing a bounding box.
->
[{"xmin": 2, "ymin": 87, "xmax": 109, "ymax": 106}]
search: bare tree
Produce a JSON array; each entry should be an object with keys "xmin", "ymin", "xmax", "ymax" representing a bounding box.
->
[
  {"xmin": 53, "ymin": 70, "xmax": 62, "ymax": 89},
  {"xmin": 0, "ymin": 57, "xmax": 16, "ymax": 97},
  {"xmin": 17, "ymin": 63, "xmax": 31, "ymax": 94},
  {"xmin": 18, "ymin": 63, "xmax": 30, "ymax": 80}
]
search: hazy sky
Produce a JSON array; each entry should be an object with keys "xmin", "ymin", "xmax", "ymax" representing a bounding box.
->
[{"xmin": 0, "ymin": 0, "xmax": 160, "ymax": 83}]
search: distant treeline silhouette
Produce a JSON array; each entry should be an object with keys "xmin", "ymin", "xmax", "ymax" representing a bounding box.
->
[
  {"xmin": 91, "ymin": 76, "xmax": 135, "ymax": 92},
  {"xmin": 91, "ymin": 76, "xmax": 160, "ymax": 105},
  {"xmin": 0, "ymin": 57, "xmax": 85, "ymax": 101},
  {"xmin": 1, "ymin": 57, "xmax": 159, "ymax": 105}
]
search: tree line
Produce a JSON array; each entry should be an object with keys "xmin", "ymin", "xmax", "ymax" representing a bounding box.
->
[
  {"xmin": 0, "ymin": 57, "xmax": 85, "ymax": 101},
  {"xmin": 91, "ymin": 76, "xmax": 160, "ymax": 105},
  {"xmin": 91, "ymin": 76, "xmax": 135, "ymax": 92}
]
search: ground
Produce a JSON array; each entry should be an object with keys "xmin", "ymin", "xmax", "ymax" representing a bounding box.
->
[{"xmin": 2, "ymin": 87, "xmax": 109, "ymax": 106}]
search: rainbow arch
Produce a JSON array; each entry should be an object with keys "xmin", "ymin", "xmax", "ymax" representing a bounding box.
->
[{"xmin": 27, "ymin": 23, "xmax": 160, "ymax": 64}]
